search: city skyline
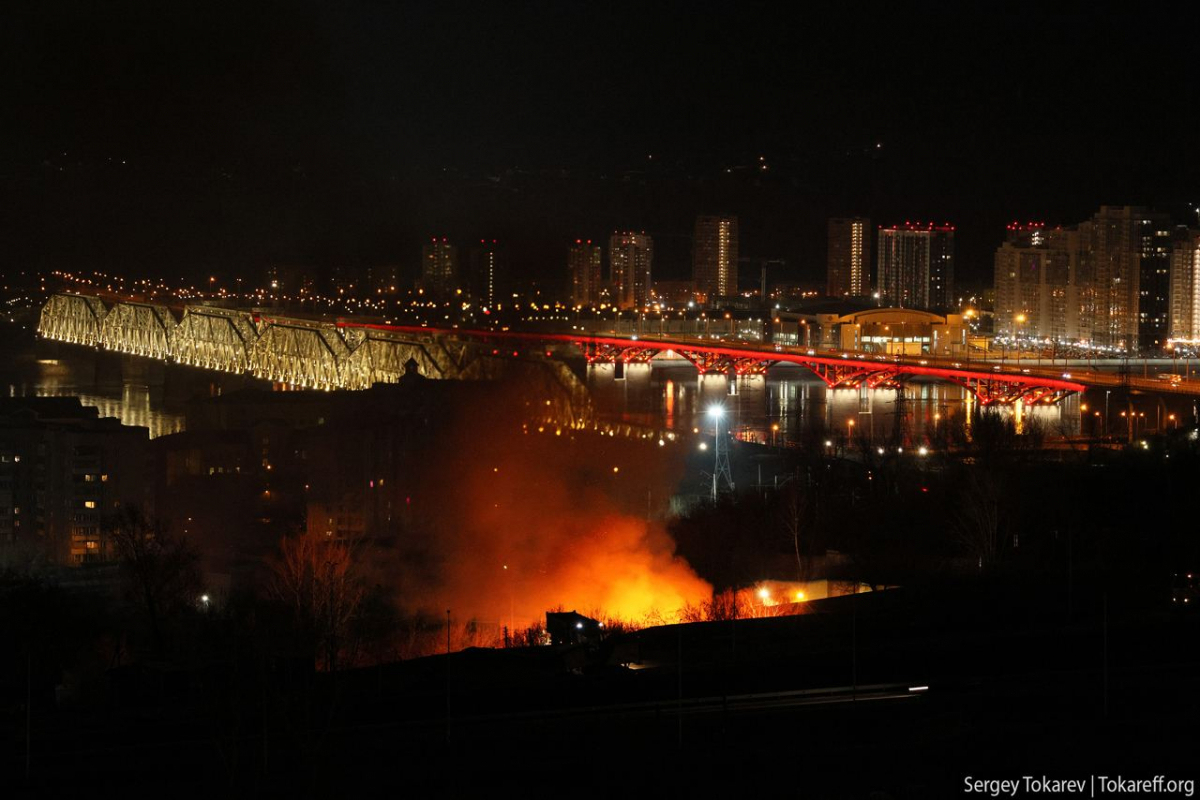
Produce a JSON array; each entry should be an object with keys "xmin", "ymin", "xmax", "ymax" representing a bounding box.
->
[{"xmin": 6, "ymin": 5, "xmax": 1200, "ymax": 791}]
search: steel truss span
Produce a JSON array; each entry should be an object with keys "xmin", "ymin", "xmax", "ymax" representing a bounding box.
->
[
  {"xmin": 33, "ymin": 295, "xmax": 592, "ymax": 424},
  {"xmin": 36, "ymin": 294, "xmax": 1086, "ymax": 407},
  {"xmin": 37, "ymin": 294, "xmax": 108, "ymax": 347}
]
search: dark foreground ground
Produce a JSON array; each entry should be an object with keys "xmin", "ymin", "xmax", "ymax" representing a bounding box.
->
[{"xmin": 6, "ymin": 576, "xmax": 1200, "ymax": 798}]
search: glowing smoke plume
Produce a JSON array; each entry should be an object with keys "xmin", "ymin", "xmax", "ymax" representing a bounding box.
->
[{"xmin": 387, "ymin": 383, "xmax": 711, "ymax": 626}]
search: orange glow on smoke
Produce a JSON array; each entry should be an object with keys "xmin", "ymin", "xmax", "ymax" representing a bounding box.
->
[{"xmin": 389, "ymin": 383, "xmax": 712, "ymax": 628}]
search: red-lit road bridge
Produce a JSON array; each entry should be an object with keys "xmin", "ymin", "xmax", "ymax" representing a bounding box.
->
[
  {"xmin": 346, "ymin": 323, "xmax": 1087, "ymax": 407},
  {"xmin": 40, "ymin": 292, "xmax": 1200, "ymax": 406}
]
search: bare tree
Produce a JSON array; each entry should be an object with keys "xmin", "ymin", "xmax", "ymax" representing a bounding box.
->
[
  {"xmin": 970, "ymin": 407, "xmax": 1018, "ymax": 460},
  {"xmin": 780, "ymin": 482, "xmax": 808, "ymax": 581},
  {"xmin": 954, "ymin": 469, "xmax": 1005, "ymax": 571},
  {"xmin": 679, "ymin": 588, "xmax": 740, "ymax": 622},
  {"xmin": 970, "ymin": 407, "xmax": 1046, "ymax": 461},
  {"xmin": 104, "ymin": 506, "xmax": 201, "ymax": 654},
  {"xmin": 268, "ymin": 532, "xmax": 365, "ymax": 673},
  {"xmin": 1021, "ymin": 414, "xmax": 1047, "ymax": 450}
]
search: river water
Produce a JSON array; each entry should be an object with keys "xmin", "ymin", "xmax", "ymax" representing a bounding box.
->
[{"xmin": 1, "ymin": 337, "xmax": 1082, "ymax": 444}]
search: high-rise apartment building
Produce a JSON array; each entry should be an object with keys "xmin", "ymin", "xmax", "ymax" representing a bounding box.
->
[
  {"xmin": 1079, "ymin": 206, "xmax": 1171, "ymax": 349},
  {"xmin": 467, "ymin": 239, "xmax": 506, "ymax": 308},
  {"xmin": 876, "ymin": 223, "xmax": 955, "ymax": 309},
  {"xmin": 1169, "ymin": 229, "xmax": 1200, "ymax": 341},
  {"xmin": 826, "ymin": 217, "xmax": 870, "ymax": 297},
  {"xmin": 1084, "ymin": 206, "xmax": 1136, "ymax": 347},
  {"xmin": 693, "ymin": 215, "xmax": 739, "ymax": 302},
  {"xmin": 993, "ymin": 223, "xmax": 1080, "ymax": 341},
  {"xmin": 929, "ymin": 230, "xmax": 955, "ymax": 309},
  {"xmin": 993, "ymin": 208, "xmax": 1182, "ymax": 350},
  {"xmin": 609, "ymin": 232, "xmax": 653, "ymax": 310},
  {"xmin": 568, "ymin": 240, "xmax": 603, "ymax": 307},
  {"xmin": 0, "ymin": 398, "xmax": 151, "ymax": 566},
  {"xmin": 421, "ymin": 237, "xmax": 458, "ymax": 294},
  {"xmin": 1136, "ymin": 218, "xmax": 1174, "ymax": 350}
]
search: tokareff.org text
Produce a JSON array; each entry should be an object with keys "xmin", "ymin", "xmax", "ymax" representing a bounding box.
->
[{"xmin": 964, "ymin": 776, "xmax": 1195, "ymax": 797}]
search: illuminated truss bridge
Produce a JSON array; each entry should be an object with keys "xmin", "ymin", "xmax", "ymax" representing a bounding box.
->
[
  {"xmin": 47, "ymin": 292, "xmax": 1199, "ymax": 408},
  {"xmin": 36, "ymin": 293, "xmax": 593, "ymax": 429}
]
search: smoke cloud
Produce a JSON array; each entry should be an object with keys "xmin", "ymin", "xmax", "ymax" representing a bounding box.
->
[{"xmin": 380, "ymin": 381, "xmax": 711, "ymax": 627}]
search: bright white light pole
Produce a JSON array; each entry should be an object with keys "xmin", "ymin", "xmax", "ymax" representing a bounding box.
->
[{"xmin": 709, "ymin": 404, "xmax": 734, "ymax": 502}]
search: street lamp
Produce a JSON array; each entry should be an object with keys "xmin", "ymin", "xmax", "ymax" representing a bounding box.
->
[
  {"xmin": 708, "ymin": 405, "xmax": 733, "ymax": 502},
  {"xmin": 1015, "ymin": 313, "xmax": 1027, "ymax": 367},
  {"xmin": 1105, "ymin": 390, "xmax": 1111, "ymax": 437},
  {"xmin": 963, "ymin": 309, "xmax": 976, "ymax": 364}
]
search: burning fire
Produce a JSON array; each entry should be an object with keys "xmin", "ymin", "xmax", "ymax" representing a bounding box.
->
[{"xmin": 383, "ymin": 386, "xmax": 713, "ymax": 628}]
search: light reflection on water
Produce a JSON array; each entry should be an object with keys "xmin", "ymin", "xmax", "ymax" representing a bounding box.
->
[
  {"xmin": 5, "ymin": 358, "xmax": 186, "ymax": 439},
  {"xmin": 586, "ymin": 362, "xmax": 1080, "ymax": 445},
  {"xmin": 4, "ymin": 348, "xmax": 1080, "ymax": 444}
]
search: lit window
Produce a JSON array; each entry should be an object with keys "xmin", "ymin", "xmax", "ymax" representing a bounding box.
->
[{"xmin": 84, "ymin": 501, "xmax": 96, "ymax": 509}]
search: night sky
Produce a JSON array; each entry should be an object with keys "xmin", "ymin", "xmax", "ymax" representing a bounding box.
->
[{"xmin": 4, "ymin": 2, "xmax": 1199, "ymax": 290}]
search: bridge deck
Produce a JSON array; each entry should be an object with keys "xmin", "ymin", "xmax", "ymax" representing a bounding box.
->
[
  {"xmin": 339, "ymin": 322, "xmax": 1090, "ymax": 403},
  {"xmin": 42, "ymin": 292, "xmax": 1200, "ymax": 406}
]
